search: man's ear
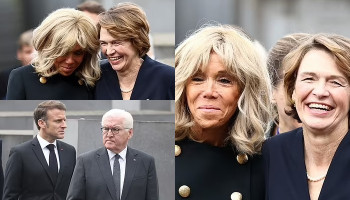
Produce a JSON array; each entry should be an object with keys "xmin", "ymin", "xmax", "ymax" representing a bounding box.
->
[
  {"xmin": 38, "ymin": 119, "xmax": 46, "ymax": 129},
  {"xmin": 128, "ymin": 128, "xmax": 133, "ymax": 139}
]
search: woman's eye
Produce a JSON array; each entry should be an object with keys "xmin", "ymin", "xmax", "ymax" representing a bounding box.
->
[
  {"xmin": 331, "ymin": 81, "xmax": 344, "ymax": 87},
  {"xmin": 301, "ymin": 77, "xmax": 313, "ymax": 82},
  {"xmin": 218, "ymin": 78, "xmax": 232, "ymax": 84},
  {"xmin": 112, "ymin": 41, "xmax": 122, "ymax": 45},
  {"xmin": 74, "ymin": 51, "xmax": 84, "ymax": 56},
  {"xmin": 191, "ymin": 77, "xmax": 203, "ymax": 82}
]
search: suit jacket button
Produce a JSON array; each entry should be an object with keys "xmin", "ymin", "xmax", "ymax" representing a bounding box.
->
[
  {"xmin": 179, "ymin": 185, "xmax": 190, "ymax": 198},
  {"xmin": 231, "ymin": 192, "xmax": 242, "ymax": 200},
  {"xmin": 236, "ymin": 153, "xmax": 248, "ymax": 164},
  {"xmin": 175, "ymin": 145, "xmax": 181, "ymax": 156},
  {"xmin": 39, "ymin": 77, "xmax": 47, "ymax": 84}
]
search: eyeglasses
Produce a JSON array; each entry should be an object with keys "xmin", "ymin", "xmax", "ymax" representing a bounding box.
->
[{"xmin": 101, "ymin": 127, "xmax": 131, "ymax": 135}]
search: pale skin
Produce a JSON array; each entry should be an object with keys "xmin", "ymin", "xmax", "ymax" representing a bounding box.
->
[
  {"xmin": 99, "ymin": 27, "xmax": 143, "ymax": 100},
  {"xmin": 186, "ymin": 53, "xmax": 241, "ymax": 147},
  {"xmin": 102, "ymin": 115, "xmax": 133, "ymax": 154},
  {"xmin": 38, "ymin": 109, "xmax": 67, "ymax": 143},
  {"xmin": 292, "ymin": 49, "xmax": 350, "ymax": 200}
]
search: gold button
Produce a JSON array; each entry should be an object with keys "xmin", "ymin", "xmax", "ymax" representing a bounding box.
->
[
  {"xmin": 236, "ymin": 153, "xmax": 248, "ymax": 164},
  {"xmin": 231, "ymin": 192, "xmax": 242, "ymax": 200},
  {"xmin": 39, "ymin": 77, "xmax": 47, "ymax": 84},
  {"xmin": 175, "ymin": 145, "xmax": 181, "ymax": 156},
  {"xmin": 78, "ymin": 79, "xmax": 84, "ymax": 85},
  {"xmin": 179, "ymin": 185, "xmax": 190, "ymax": 198}
]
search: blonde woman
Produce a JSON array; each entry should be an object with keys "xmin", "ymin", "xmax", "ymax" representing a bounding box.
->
[
  {"xmin": 7, "ymin": 8, "xmax": 100, "ymax": 100},
  {"xmin": 175, "ymin": 25, "xmax": 272, "ymax": 200}
]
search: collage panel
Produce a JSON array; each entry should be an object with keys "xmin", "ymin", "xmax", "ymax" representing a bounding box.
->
[
  {"xmin": 0, "ymin": 0, "xmax": 174, "ymax": 100},
  {"xmin": 175, "ymin": 0, "xmax": 350, "ymax": 200},
  {"xmin": 0, "ymin": 100, "xmax": 174, "ymax": 199}
]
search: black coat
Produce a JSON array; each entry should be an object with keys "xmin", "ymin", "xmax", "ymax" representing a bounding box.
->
[
  {"xmin": 95, "ymin": 55, "xmax": 174, "ymax": 100},
  {"xmin": 263, "ymin": 127, "xmax": 350, "ymax": 200},
  {"xmin": 176, "ymin": 139, "xmax": 265, "ymax": 200},
  {"xmin": 3, "ymin": 136, "xmax": 76, "ymax": 200},
  {"xmin": 6, "ymin": 65, "xmax": 94, "ymax": 100}
]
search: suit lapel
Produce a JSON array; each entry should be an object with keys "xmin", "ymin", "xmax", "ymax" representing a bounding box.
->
[
  {"xmin": 31, "ymin": 136, "xmax": 55, "ymax": 185},
  {"xmin": 293, "ymin": 129, "xmax": 310, "ymax": 200},
  {"xmin": 106, "ymin": 64, "xmax": 122, "ymax": 99},
  {"xmin": 55, "ymin": 141, "xmax": 66, "ymax": 187},
  {"xmin": 121, "ymin": 147, "xmax": 138, "ymax": 200},
  {"xmin": 318, "ymin": 131, "xmax": 350, "ymax": 199},
  {"xmin": 96, "ymin": 147, "xmax": 118, "ymax": 200}
]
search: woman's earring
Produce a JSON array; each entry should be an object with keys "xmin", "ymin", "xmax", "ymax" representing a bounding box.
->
[{"xmin": 291, "ymin": 99, "xmax": 295, "ymax": 107}]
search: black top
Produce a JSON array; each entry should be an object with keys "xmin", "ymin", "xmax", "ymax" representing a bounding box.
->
[
  {"xmin": 263, "ymin": 127, "xmax": 350, "ymax": 200},
  {"xmin": 95, "ymin": 55, "xmax": 175, "ymax": 100},
  {"xmin": 176, "ymin": 139, "xmax": 265, "ymax": 200},
  {"xmin": 6, "ymin": 65, "xmax": 94, "ymax": 100}
]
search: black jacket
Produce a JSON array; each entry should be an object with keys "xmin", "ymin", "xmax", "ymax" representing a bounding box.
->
[
  {"xmin": 176, "ymin": 139, "xmax": 265, "ymax": 200},
  {"xmin": 95, "ymin": 55, "xmax": 174, "ymax": 100},
  {"xmin": 6, "ymin": 65, "xmax": 94, "ymax": 100}
]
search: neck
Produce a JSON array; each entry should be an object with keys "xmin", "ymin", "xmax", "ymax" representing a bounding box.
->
[
  {"xmin": 303, "ymin": 125, "xmax": 347, "ymax": 177},
  {"xmin": 191, "ymin": 125, "xmax": 229, "ymax": 147},
  {"xmin": 39, "ymin": 131, "xmax": 55, "ymax": 143}
]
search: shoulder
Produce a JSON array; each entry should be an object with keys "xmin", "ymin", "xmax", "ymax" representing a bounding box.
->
[
  {"xmin": 263, "ymin": 127, "xmax": 302, "ymax": 153},
  {"xmin": 78, "ymin": 147, "xmax": 103, "ymax": 160},
  {"xmin": 128, "ymin": 147, "xmax": 154, "ymax": 161},
  {"xmin": 10, "ymin": 65, "xmax": 35, "ymax": 75},
  {"xmin": 57, "ymin": 140, "xmax": 75, "ymax": 151},
  {"xmin": 142, "ymin": 55, "xmax": 174, "ymax": 76},
  {"xmin": 10, "ymin": 139, "xmax": 33, "ymax": 153}
]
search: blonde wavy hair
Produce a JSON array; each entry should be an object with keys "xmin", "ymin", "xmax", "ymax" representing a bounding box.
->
[
  {"xmin": 284, "ymin": 33, "xmax": 350, "ymax": 122},
  {"xmin": 175, "ymin": 25, "xmax": 273, "ymax": 155},
  {"xmin": 97, "ymin": 2, "xmax": 150, "ymax": 57},
  {"xmin": 32, "ymin": 8, "xmax": 100, "ymax": 87}
]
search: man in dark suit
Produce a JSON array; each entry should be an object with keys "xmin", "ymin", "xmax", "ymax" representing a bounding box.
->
[
  {"xmin": 67, "ymin": 109, "xmax": 158, "ymax": 200},
  {"xmin": 3, "ymin": 100, "xmax": 76, "ymax": 200}
]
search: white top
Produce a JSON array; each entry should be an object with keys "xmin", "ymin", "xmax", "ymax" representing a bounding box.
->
[
  {"xmin": 107, "ymin": 147, "xmax": 127, "ymax": 199},
  {"xmin": 37, "ymin": 134, "xmax": 60, "ymax": 171}
]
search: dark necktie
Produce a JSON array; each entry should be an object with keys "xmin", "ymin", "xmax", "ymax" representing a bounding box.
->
[
  {"xmin": 47, "ymin": 144, "xmax": 58, "ymax": 184},
  {"xmin": 113, "ymin": 154, "xmax": 121, "ymax": 200}
]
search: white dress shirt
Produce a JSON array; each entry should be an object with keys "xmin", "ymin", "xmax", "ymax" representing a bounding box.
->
[
  {"xmin": 107, "ymin": 147, "xmax": 127, "ymax": 199},
  {"xmin": 37, "ymin": 134, "xmax": 60, "ymax": 171}
]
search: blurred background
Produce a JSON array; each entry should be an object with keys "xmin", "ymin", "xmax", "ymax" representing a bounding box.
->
[
  {"xmin": 176, "ymin": 0, "xmax": 350, "ymax": 52},
  {"xmin": 0, "ymin": 100, "xmax": 175, "ymax": 199},
  {"xmin": 0, "ymin": 0, "xmax": 175, "ymax": 72}
]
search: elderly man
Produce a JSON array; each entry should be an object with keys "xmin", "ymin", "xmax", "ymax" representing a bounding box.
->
[{"xmin": 67, "ymin": 109, "xmax": 158, "ymax": 200}]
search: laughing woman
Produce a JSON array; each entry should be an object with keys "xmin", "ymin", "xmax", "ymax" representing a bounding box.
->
[
  {"xmin": 263, "ymin": 34, "xmax": 350, "ymax": 200},
  {"xmin": 7, "ymin": 8, "xmax": 100, "ymax": 100},
  {"xmin": 95, "ymin": 3, "xmax": 174, "ymax": 100}
]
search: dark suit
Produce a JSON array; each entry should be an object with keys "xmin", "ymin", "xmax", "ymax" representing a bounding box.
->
[
  {"xmin": 176, "ymin": 139, "xmax": 265, "ymax": 200},
  {"xmin": 67, "ymin": 147, "xmax": 159, "ymax": 200},
  {"xmin": 6, "ymin": 65, "xmax": 94, "ymax": 100},
  {"xmin": 95, "ymin": 55, "xmax": 174, "ymax": 100},
  {"xmin": 3, "ymin": 136, "xmax": 76, "ymax": 200},
  {"xmin": 263, "ymin": 127, "xmax": 350, "ymax": 200}
]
